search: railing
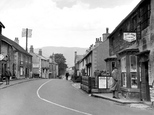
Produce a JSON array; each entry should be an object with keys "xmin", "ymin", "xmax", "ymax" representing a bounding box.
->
[
  {"xmin": 80, "ymin": 74, "xmax": 112, "ymax": 93},
  {"xmin": 80, "ymin": 76, "xmax": 96, "ymax": 93}
]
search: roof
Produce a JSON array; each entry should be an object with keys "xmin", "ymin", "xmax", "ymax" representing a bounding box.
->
[
  {"xmin": 108, "ymin": 0, "xmax": 144, "ymax": 38},
  {"xmin": 0, "ymin": 34, "xmax": 32, "ymax": 56},
  {"xmin": 37, "ymin": 54, "xmax": 48, "ymax": 60},
  {"xmin": 118, "ymin": 43, "xmax": 139, "ymax": 54},
  {"xmin": 76, "ymin": 55, "xmax": 84, "ymax": 62},
  {"xmin": 0, "ymin": 22, "xmax": 5, "ymax": 28},
  {"xmin": 104, "ymin": 55, "xmax": 117, "ymax": 61},
  {"xmin": 30, "ymin": 52, "xmax": 48, "ymax": 61}
]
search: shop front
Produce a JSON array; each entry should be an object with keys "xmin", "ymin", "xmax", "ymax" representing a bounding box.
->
[{"xmin": 118, "ymin": 48, "xmax": 140, "ymax": 100}]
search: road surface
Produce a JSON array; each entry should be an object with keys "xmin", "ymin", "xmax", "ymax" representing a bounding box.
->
[{"xmin": 0, "ymin": 79, "xmax": 153, "ymax": 115}]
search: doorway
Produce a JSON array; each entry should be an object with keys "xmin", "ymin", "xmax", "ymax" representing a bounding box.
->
[{"xmin": 141, "ymin": 61, "xmax": 150, "ymax": 101}]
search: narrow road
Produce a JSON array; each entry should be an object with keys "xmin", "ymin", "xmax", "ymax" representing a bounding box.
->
[{"xmin": 0, "ymin": 79, "xmax": 153, "ymax": 115}]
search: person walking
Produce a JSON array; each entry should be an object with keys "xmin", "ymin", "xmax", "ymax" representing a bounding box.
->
[
  {"xmin": 65, "ymin": 72, "xmax": 69, "ymax": 80},
  {"xmin": 5, "ymin": 68, "xmax": 11, "ymax": 85},
  {"xmin": 110, "ymin": 67, "xmax": 120, "ymax": 99}
]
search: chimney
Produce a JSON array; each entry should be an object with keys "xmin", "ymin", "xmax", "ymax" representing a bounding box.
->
[
  {"xmin": 74, "ymin": 51, "xmax": 77, "ymax": 64},
  {"xmin": 102, "ymin": 28, "xmax": 110, "ymax": 41},
  {"xmin": 30, "ymin": 45, "xmax": 34, "ymax": 53},
  {"xmin": 106, "ymin": 28, "xmax": 109, "ymax": 34},
  {"xmin": 39, "ymin": 49, "xmax": 42, "ymax": 56},
  {"xmin": 0, "ymin": 22, "xmax": 5, "ymax": 34},
  {"xmin": 14, "ymin": 37, "xmax": 19, "ymax": 44}
]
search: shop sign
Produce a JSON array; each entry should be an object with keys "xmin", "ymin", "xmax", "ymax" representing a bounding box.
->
[
  {"xmin": 98, "ymin": 77, "xmax": 106, "ymax": 88},
  {"xmin": 123, "ymin": 32, "xmax": 136, "ymax": 42},
  {"xmin": 33, "ymin": 64, "xmax": 39, "ymax": 68},
  {"xmin": 0, "ymin": 54, "xmax": 4, "ymax": 60}
]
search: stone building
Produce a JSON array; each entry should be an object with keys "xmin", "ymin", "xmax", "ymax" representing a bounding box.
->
[
  {"xmin": 0, "ymin": 22, "xmax": 32, "ymax": 80},
  {"xmin": 107, "ymin": 0, "xmax": 154, "ymax": 102},
  {"xmin": 29, "ymin": 46, "xmax": 49, "ymax": 78}
]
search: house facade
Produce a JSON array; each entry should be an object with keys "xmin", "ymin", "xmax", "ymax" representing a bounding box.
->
[
  {"xmin": 81, "ymin": 29, "xmax": 110, "ymax": 77},
  {"xmin": 74, "ymin": 51, "xmax": 84, "ymax": 81},
  {"xmin": 0, "ymin": 22, "xmax": 32, "ymax": 80},
  {"xmin": 29, "ymin": 46, "xmax": 49, "ymax": 78},
  {"xmin": 49, "ymin": 53, "xmax": 58, "ymax": 78},
  {"xmin": 108, "ymin": 0, "xmax": 154, "ymax": 102}
]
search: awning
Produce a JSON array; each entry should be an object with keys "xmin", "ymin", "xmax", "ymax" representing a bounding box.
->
[{"xmin": 104, "ymin": 55, "xmax": 117, "ymax": 61}]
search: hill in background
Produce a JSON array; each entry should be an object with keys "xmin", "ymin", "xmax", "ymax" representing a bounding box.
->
[{"xmin": 34, "ymin": 46, "xmax": 87, "ymax": 67}]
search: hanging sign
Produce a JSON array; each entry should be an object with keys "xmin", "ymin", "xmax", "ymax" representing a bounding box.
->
[
  {"xmin": 0, "ymin": 54, "xmax": 4, "ymax": 60},
  {"xmin": 123, "ymin": 32, "xmax": 136, "ymax": 42}
]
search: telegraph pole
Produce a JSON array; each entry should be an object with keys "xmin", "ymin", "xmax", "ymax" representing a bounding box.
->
[{"xmin": 26, "ymin": 28, "xmax": 28, "ymax": 52}]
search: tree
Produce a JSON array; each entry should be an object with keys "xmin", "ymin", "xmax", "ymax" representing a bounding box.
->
[{"xmin": 54, "ymin": 53, "xmax": 68, "ymax": 76}]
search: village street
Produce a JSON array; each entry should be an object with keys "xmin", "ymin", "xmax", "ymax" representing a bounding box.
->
[{"xmin": 0, "ymin": 79, "xmax": 153, "ymax": 115}]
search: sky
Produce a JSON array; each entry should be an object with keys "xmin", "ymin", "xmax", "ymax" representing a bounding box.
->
[{"xmin": 0, "ymin": 0, "xmax": 141, "ymax": 50}]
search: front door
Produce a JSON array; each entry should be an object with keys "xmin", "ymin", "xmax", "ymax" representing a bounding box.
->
[{"xmin": 141, "ymin": 61, "xmax": 150, "ymax": 101}]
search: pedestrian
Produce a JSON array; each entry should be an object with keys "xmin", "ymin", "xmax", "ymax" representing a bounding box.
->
[
  {"xmin": 110, "ymin": 67, "xmax": 120, "ymax": 99},
  {"xmin": 65, "ymin": 72, "xmax": 69, "ymax": 80},
  {"xmin": 5, "ymin": 68, "xmax": 11, "ymax": 85}
]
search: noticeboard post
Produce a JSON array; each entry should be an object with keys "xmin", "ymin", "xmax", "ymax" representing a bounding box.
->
[
  {"xmin": 98, "ymin": 77, "xmax": 106, "ymax": 89},
  {"xmin": 98, "ymin": 72, "xmax": 111, "ymax": 89}
]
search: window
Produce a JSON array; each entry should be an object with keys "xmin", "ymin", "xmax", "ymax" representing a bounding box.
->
[
  {"xmin": 130, "ymin": 55, "xmax": 137, "ymax": 88},
  {"xmin": 140, "ymin": 1, "xmax": 150, "ymax": 30},
  {"xmin": 121, "ymin": 56, "xmax": 126, "ymax": 72},
  {"xmin": 130, "ymin": 55, "xmax": 137, "ymax": 72},
  {"xmin": 121, "ymin": 72, "xmax": 126, "ymax": 87},
  {"xmin": 121, "ymin": 56, "xmax": 127, "ymax": 87}
]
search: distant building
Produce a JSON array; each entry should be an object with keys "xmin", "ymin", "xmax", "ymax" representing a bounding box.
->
[
  {"xmin": 74, "ymin": 51, "xmax": 84, "ymax": 82},
  {"xmin": 29, "ymin": 46, "xmax": 49, "ymax": 78},
  {"xmin": 49, "ymin": 53, "xmax": 58, "ymax": 78}
]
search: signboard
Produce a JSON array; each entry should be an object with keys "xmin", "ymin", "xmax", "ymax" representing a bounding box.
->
[
  {"xmin": 33, "ymin": 64, "xmax": 39, "ymax": 68},
  {"xmin": 123, "ymin": 32, "xmax": 136, "ymax": 42},
  {"xmin": 98, "ymin": 77, "xmax": 106, "ymax": 88},
  {"xmin": 0, "ymin": 54, "xmax": 4, "ymax": 60}
]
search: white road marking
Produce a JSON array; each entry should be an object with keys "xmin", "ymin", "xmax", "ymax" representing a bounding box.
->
[{"xmin": 37, "ymin": 80, "xmax": 92, "ymax": 115}]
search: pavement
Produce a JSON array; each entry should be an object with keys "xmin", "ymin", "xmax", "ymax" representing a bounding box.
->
[
  {"xmin": 0, "ymin": 77, "xmax": 38, "ymax": 89},
  {"xmin": 72, "ymin": 82, "xmax": 154, "ymax": 110}
]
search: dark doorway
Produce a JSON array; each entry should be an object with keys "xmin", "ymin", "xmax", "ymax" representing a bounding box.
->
[{"xmin": 141, "ymin": 61, "xmax": 150, "ymax": 101}]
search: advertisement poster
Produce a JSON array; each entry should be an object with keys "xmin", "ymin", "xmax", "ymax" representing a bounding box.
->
[{"xmin": 99, "ymin": 77, "xmax": 106, "ymax": 88}]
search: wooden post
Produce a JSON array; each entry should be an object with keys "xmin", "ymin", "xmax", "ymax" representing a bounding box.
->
[{"xmin": 26, "ymin": 28, "xmax": 28, "ymax": 52}]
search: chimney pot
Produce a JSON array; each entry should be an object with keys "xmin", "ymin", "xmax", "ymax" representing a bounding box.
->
[
  {"xmin": 39, "ymin": 49, "xmax": 42, "ymax": 56},
  {"xmin": 14, "ymin": 37, "xmax": 19, "ymax": 44},
  {"xmin": 106, "ymin": 28, "xmax": 109, "ymax": 34},
  {"xmin": 30, "ymin": 45, "xmax": 34, "ymax": 53}
]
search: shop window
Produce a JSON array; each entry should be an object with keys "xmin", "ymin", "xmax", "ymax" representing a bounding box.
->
[
  {"xmin": 121, "ymin": 56, "xmax": 127, "ymax": 87},
  {"xmin": 130, "ymin": 55, "xmax": 137, "ymax": 88},
  {"xmin": 131, "ymin": 72, "xmax": 137, "ymax": 88},
  {"xmin": 130, "ymin": 55, "xmax": 137, "ymax": 72},
  {"xmin": 121, "ymin": 56, "xmax": 126, "ymax": 72},
  {"xmin": 121, "ymin": 72, "xmax": 126, "ymax": 87}
]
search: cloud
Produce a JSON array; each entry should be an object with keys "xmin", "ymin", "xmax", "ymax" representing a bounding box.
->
[
  {"xmin": 52, "ymin": 0, "xmax": 138, "ymax": 9},
  {"xmin": 0, "ymin": 0, "xmax": 141, "ymax": 49}
]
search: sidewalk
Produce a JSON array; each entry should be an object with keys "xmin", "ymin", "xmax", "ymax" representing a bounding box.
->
[
  {"xmin": 71, "ymin": 82, "xmax": 154, "ymax": 110},
  {"xmin": 0, "ymin": 78, "xmax": 38, "ymax": 89},
  {"xmin": 92, "ymin": 93, "xmax": 154, "ymax": 110}
]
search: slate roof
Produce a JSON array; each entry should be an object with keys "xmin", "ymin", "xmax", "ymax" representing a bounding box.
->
[
  {"xmin": 76, "ymin": 55, "xmax": 84, "ymax": 62},
  {"xmin": 0, "ymin": 34, "xmax": 32, "ymax": 56}
]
